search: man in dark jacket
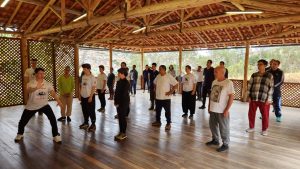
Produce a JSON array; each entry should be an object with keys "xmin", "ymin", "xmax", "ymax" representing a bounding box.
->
[
  {"xmin": 268, "ymin": 59, "xmax": 284, "ymax": 122},
  {"xmin": 129, "ymin": 65, "xmax": 138, "ymax": 96},
  {"xmin": 114, "ymin": 68, "xmax": 130, "ymax": 141},
  {"xmin": 148, "ymin": 63, "xmax": 159, "ymax": 110},
  {"xmin": 199, "ymin": 60, "xmax": 215, "ymax": 109}
]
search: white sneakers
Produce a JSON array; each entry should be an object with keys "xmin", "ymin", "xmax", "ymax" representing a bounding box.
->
[
  {"xmin": 53, "ymin": 134, "xmax": 62, "ymax": 143},
  {"xmin": 14, "ymin": 134, "xmax": 23, "ymax": 142},
  {"xmin": 246, "ymin": 128, "xmax": 255, "ymax": 133},
  {"xmin": 246, "ymin": 128, "xmax": 268, "ymax": 136},
  {"xmin": 15, "ymin": 134, "xmax": 62, "ymax": 143}
]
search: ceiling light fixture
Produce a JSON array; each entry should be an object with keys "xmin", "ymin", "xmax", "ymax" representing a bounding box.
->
[
  {"xmin": 73, "ymin": 13, "xmax": 87, "ymax": 22},
  {"xmin": 132, "ymin": 27, "xmax": 146, "ymax": 34},
  {"xmin": 226, "ymin": 10, "xmax": 263, "ymax": 15},
  {"xmin": 0, "ymin": 0, "xmax": 10, "ymax": 7}
]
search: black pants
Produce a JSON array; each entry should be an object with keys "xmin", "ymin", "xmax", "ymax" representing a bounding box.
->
[
  {"xmin": 150, "ymin": 88, "xmax": 156, "ymax": 108},
  {"xmin": 182, "ymin": 91, "xmax": 196, "ymax": 114},
  {"xmin": 81, "ymin": 95, "xmax": 96, "ymax": 124},
  {"xmin": 196, "ymin": 82, "xmax": 203, "ymax": 100},
  {"xmin": 117, "ymin": 105, "xmax": 129, "ymax": 133},
  {"xmin": 155, "ymin": 99, "xmax": 171, "ymax": 123},
  {"xmin": 97, "ymin": 89, "xmax": 106, "ymax": 108},
  {"xmin": 17, "ymin": 105, "xmax": 59, "ymax": 137},
  {"xmin": 202, "ymin": 86, "xmax": 211, "ymax": 107},
  {"xmin": 143, "ymin": 78, "xmax": 149, "ymax": 91},
  {"xmin": 108, "ymin": 85, "xmax": 114, "ymax": 99}
]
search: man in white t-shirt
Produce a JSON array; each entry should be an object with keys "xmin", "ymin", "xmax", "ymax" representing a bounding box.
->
[
  {"xmin": 96, "ymin": 65, "xmax": 107, "ymax": 113},
  {"xmin": 195, "ymin": 66, "xmax": 203, "ymax": 101},
  {"xmin": 206, "ymin": 66, "xmax": 234, "ymax": 152},
  {"xmin": 181, "ymin": 65, "xmax": 197, "ymax": 118},
  {"xmin": 79, "ymin": 63, "xmax": 97, "ymax": 132},
  {"xmin": 15, "ymin": 68, "xmax": 63, "ymax": 143},
  {"xmin": 152, "ymin": 65, "xmax": 178, "ymax": 131},
  {"xmin": 24, "ymin": 58, "xmax": 37, "ymax": 105}
]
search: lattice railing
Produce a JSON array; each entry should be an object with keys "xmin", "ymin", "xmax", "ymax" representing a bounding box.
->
[
  {"xmin": 231, "ymin": 79, "xmax": 243, "ymax": 100},
  {"xmin": 0, "ymin": 38, "xmax": 23, "ymax": 107}
]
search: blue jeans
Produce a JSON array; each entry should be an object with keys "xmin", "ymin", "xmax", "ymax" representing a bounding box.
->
[
  {"xmin": 273, "ymin": 96, "xmax": 282, "ymax": 117},
  {"xmin": 130, "ymin": 80, "xmax": 137, "ymax": 94}
]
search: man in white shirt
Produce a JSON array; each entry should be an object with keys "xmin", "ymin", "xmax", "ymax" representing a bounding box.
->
[
  {"xmin": 24, "ymin": 58, "xmax": 37, "ymax": 105},
  {"xmin": 206, "ymin": 66, "xmax": 234, "ymax": 152},
  {"xmin": 15, "ymin": 68, "xmax": 63, "ymax": 143},
  {"xmin": 181, "ymin": 65, "xmax": 197, "ymax": 118},
  {"xmin": 152, "ymin": 65, "xmax": 178, "ymax": 131},
  {"xmin": 96, "ymin": 65, "xmax": 107, "ymax": 113},
  {"xmin": 195, "ymin": 66, "xmax": 203, "ymax": 101}
]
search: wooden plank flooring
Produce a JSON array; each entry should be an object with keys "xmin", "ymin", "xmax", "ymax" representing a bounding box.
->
[{"xmin": 1, "ymin": 91, "xmax": 300, "ymax": 169}]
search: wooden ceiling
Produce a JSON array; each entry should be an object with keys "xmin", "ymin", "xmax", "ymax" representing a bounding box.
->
[{"xmin": 1, "ymin": 0, "xmax": 300, "ymax": 52}]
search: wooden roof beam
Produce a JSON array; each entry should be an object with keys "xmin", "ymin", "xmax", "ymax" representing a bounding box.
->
[
  {"xmin": 25, "ymin": 0, "xmax": 56, "ymax": 33},
  {"xmin": 19, "ymin": 6, "xmax": 39, "ymax": 31},
  {"xmin": 6, "ymin": 2, "xmax": 23, "ymax": 27},
  {"xmin": 26, "ymin": 0, "xmax": 225, "ymax": 37},
  {"xmin": 85, "ymin": 14, "xmax": 300, "ymax": 43},
  {"xmin": 17, "ymin": 0, "xmax": 83, "ymax": 16}
]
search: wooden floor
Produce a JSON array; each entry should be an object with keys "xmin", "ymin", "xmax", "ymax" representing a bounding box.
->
[{"xmin": 1, "ymin": 91, "xmax": 300, "ymax": 169}]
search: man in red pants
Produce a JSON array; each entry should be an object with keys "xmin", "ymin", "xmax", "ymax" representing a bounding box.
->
[{"xmin": 246, "ymin": 59, "xmax": 274, "ymax": 136}]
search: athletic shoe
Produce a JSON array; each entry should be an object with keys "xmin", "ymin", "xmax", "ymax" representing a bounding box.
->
[
  {"xmin": 199, "ymin": 106, "xmax": 206, "ymax": 109},
  {"xmin": 261, "ymin": 130, "xmax": 268, "ymax": 136},
  {"xmin": 165, "ymin": 123, "xmax": 171, "ymax": 131},
  {"xmin": 53, "ymin": 134, "xmax": 62, "ymax": 143},
  {"xmin": 88, "ymin": 124, "xmax": 96, "ymax": 132},
  {"xmin": 67, "ymin": 116, "xmax": 71, "ymax": 122},
  {"xmin": 217, "ymin": 144, "xmax": 229, "ymax": 152},
  {"xmin": 151, "ymin": 121, "xmax": 162, "ymax": 127},
  {"xmin": 114, "ymin": 133, "xmax": 127, "ymax": 141},
  {"xmin": 182, "ymin": 113, "xmax": 188, "ymax": 118},
  {"xmin": 79, "ymin": 123, "xmax": 89, "ymax": 130},
  {"xmin": 276, "ymin": 117, "xmax": 282, "ymax": 122},
  {"xmin": 14, "ymin": 134, "xmax": 23, "ymax": 142},
  {"xmin": 57, "ymin": 117, "xmax": 66, "ymax": 122},
  {"xmin": 205, "ymin": 139, "xmax": 219, "ymax": 146},
  {"xmin": 246, "ymin": 128, "xmax": 255, "ymax": 133},
  {"xmin": 189, "ymin": 114, "xmax": 194, "ymax": 119}
]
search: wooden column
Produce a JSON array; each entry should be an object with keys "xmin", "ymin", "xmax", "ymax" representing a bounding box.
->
[
  {"xmin": 21, "ymin": 37, "xmax": 29, "ymax": 104},
  {"xmin": 178, "ymin": 46, "xmax": 182, "ymax": 94},
  {"xmin": 74, "ymin": 44, "xmax": 79, "ymax": 98},
  {"xmin": 141, "ymin": 48, "xmax": 144, "ymax": 89},
  {"xmin": 109, "ymin": 44, "xmax": 112, "ymax": 68},
  {"xmin": 242, "ymin": 42, "xmax": 250, "ymax": 102}
]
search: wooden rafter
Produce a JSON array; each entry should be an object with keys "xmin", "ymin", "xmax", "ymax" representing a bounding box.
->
[
  {"xmin": 6, "ymin": 2, "xmax": 23, "ymax": 27},
  {"xmin": 19, "ymin": 6, "xmax": 39, "ymax": 31}
]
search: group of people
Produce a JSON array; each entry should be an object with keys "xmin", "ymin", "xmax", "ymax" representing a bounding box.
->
[{"xmin": 15, "ymin": 57, "xmax": 284, "ymax": 152}]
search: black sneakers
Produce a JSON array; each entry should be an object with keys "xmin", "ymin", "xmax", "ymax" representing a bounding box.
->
[
  {"xmin": 216, "ymin": 144, "xmax": 229, "ymax": 152},
  {"xmin": 57, "ymin": 117, "xmax": 66, "ymax": 122},
  {"xmin": 205, "ymin": 139, "xmax": 220, "ymax": 146},
  {"xmin": 182, "ymin": 113, "xmax": 188, "ymax": 118},
  {"xmin": 67, "ymin": 116, "xmax": 71, "ymax": 122}
]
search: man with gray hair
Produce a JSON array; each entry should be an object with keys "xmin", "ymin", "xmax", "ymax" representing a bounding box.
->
[{"xmin": 206, "ymin": 66, "xmax": 234, "ymax": 152}]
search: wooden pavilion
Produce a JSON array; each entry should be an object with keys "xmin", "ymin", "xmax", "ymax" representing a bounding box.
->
[{"xmin": 1, "ymin": 0, "xmax": 300, "ymax": 168}]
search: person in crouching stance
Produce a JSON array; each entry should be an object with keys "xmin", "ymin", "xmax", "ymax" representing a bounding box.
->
[
  {"xmin": 114, "ymin": 68, "xmax": 130, "ymax": 141},
  {"xmin": 15, "ymin": 68, "xmax": 63, "ymax": 143}
]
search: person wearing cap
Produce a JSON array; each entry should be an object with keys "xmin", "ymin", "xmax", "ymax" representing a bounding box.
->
[
  {"xmin": 79, "ymin": 63, "xmax": 97, "ymax": 132},
  {"xmin": 96, "ymin": 65, "xmax": 107, "ymax": 113},
  {"xmin": 114, "ymin": 68, "xmax": 130, "ymax": 141},
  {"xmin": 57, "ymin": 66, "xmax": 74, "ymax": 122},
  {"xmin": 15, "ymin": 68, "xmax": 63, "ymax": 143}
]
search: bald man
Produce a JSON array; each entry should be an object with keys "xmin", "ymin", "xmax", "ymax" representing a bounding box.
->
[{"xmin": 206, "ymin": 66, "xmax": 234, "ymax": 152}]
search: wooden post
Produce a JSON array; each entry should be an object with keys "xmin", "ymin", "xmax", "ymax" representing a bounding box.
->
[
  {"xmin": 21, "ymin": 37, "xmax": 29, "ymax": 104},
  {"xmin": 109, "ymin": 43, "xmax": 112, "ymax": 68},
  {"xmin": 141, "ymin": 48, "xmax": 144, "ymax": 89},
  {"xmin": 242, "ymin": 41, "xmax": 250, "ymax": 102},
  {"xmin": 74, "ymin": 44, "xmax": 79, "ymax": 98},
  {"xmin": 178, "ymin": 46, "xmax": 182, "ymax": 94}
]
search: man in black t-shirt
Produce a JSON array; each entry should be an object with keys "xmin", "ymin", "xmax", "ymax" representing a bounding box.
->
[
  {"xmin": 200, "ymin": 60, "xmax": 215, "ymax": 109},
  {"xmin": 148, "ymin": 63, "xmax": 159, "ymax": 110},
  {"xmin": 143, "ymin": 65, "xmax": 150, "ymax": 93},
  {"xmin": 107, "ymin": 67, "xmax": 115, "ymax": 100}
]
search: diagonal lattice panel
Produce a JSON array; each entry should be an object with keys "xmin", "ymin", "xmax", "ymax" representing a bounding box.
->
[
  {"xmin": 28, "ymin": 40, "xmax": 55, "ymax": 99},
  {"xmin": 281, "ymin": 83, "xmax": 300, "ymax": 108},
  {"xmin": 232, "ymin": 79, "xmax": 243, "ymax": 100},
  {"xmin": 0, "ymin": 38, "xmax": 23, "ymax": 107},
  {"xmin": 54, "ymin": 43, "xmax": 75, "ymax": 97}
]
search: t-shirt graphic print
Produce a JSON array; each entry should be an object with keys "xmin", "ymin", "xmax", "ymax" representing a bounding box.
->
[{"xmin": 211, "ymin": 85, "xmax": 223, "ymax": 103}]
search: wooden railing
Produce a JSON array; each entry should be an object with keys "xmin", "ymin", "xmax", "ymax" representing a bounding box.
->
[{"xmin": 231, "ymin": 79, "xmax": 300, "ymax": 108}]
